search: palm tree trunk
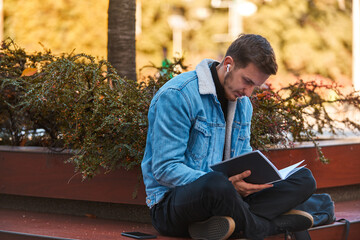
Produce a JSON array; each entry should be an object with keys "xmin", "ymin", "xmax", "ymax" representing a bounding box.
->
[{"xmin": 108, "ymin": 0, "xmax": 136, "ymax": 81}]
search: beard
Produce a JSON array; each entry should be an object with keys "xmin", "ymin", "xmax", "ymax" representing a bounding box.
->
[{"xmin": 223, "ymin": 71, "xmax": 237, "ymax": 101}]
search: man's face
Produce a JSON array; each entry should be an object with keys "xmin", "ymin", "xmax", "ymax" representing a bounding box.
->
[{"xmin": 223, "ymin": 62, "xmax": 269, "ymax": 101}]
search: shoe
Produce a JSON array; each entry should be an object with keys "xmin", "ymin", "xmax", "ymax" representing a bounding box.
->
[
  {"xmin": 188, "ymin": 216, "xmax": 235, "ymax": 240},
  {"xmin": 272, "ymin": 209, "xmax": 314, "ymax": 233}
]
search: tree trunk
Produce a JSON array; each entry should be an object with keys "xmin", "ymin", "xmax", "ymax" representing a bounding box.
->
[{"xmin": 108, "ymin": 0, "xmax": 136, "ymax": 81}]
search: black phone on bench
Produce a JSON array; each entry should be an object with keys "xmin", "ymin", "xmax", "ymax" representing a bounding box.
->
[{"xmin": 121, "ymin": 231, "xmax": 157, "ymax": 239}]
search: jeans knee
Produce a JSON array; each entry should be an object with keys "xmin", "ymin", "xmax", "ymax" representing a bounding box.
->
[
  {"xmin": 199, "ymin": 172, "xmax": 237, "ymax": 198},
  {"xmin": 298, "ymin": 168, "xmax": 317, "ymax": 197}
]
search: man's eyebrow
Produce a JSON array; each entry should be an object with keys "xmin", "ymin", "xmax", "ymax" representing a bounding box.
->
[{"xmin": 243, "ymin": 76, "xmax": 256, "ymax": 86}]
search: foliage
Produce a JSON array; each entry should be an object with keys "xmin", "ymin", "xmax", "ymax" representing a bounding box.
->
[
  {"xmin": 0, "ymin": 39, "xmax": 186, "ymax": 178},
  {"xmin": 3, "ymin": 0, "xmax": 108, "ymax": 58},
  {"xmin": 251, "ymin": 81, "xmax": 360, "ymax": 162},
  {"xmin": 1, "ymin": 40, "xmax": 359, "ymax": 178},
  {"xmin": 248, "ymin": 0, "xmax": 352, "ymax": 83}
]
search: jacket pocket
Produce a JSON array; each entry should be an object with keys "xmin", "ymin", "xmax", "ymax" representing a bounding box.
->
[
  {"xmin": 232, "ymin": 121, "xmax": 252, "ymax": 155},
  {"xmin": 188, "ymin": 120, "xmax": 211, "ymax": 161}
]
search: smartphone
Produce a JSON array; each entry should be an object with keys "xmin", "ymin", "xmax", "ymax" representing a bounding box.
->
[{"xmin": 121, "ymin": 232, "xmax": 157, "ymax": 239}]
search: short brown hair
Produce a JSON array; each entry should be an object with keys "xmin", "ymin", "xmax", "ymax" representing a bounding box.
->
[{"xmin": 225, "ymin": 34, "xmax": 278, "ymax": 75}]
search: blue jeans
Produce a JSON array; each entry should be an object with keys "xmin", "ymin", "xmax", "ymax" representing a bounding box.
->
[{"xmin": 150, "ymin": 168, "xmax": 316, "ymax": 240}]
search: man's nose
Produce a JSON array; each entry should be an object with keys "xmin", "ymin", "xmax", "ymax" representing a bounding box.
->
[{"xmin": 245, "ymin": 86, "xmax": 256, "ymax": 97}]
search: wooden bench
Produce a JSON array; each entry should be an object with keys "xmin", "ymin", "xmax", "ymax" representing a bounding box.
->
[
  {"xmin": 0, "ymin": 199, "xmax": 359, "ymax": 240},
  {"xmin": 0, "ymin": 141, "xmax": 359, "ymax": 239}
]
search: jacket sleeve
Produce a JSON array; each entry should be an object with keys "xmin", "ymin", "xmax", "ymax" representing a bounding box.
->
[{"xmin": 150, "ymin": 88, "xmax": 206, "ymax": 188}]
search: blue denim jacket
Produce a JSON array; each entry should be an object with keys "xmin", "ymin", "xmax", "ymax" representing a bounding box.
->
[{"xmin": 141, "ymin": 59, "xmax": 253, "ymax": 208}]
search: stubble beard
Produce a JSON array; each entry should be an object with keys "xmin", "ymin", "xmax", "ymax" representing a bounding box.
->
[{"xmin": 224, "ymin": 71, "xmax": 237, "ymax": 101}]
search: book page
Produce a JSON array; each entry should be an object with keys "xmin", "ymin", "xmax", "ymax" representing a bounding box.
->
[{"xmin": 278, "ymin": 160, "xmax": 305, "ymax": 179}]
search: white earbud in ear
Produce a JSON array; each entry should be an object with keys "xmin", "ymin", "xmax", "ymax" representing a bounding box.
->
[{"xmin": 226, "ymin": 64, "xmax": 230, "ymax": 72}]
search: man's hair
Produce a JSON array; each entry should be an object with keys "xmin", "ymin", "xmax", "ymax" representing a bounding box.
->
[{"xmin": 225, "ymin": 34, "xmax": 278, "ymax": 75}]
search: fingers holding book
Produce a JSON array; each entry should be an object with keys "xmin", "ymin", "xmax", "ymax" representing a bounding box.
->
[{"xmin": 229, "ymin": 170, "xmax": 273, "ymax": 197}]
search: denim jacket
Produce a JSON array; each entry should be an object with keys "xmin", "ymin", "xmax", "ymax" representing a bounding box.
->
[{"xmin": 141, "ymin": 59, "xmax": 253, "ymax": 208}]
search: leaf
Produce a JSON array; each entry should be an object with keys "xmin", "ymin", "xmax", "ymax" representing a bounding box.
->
[{"xmin": 21, "ymin": 68, "xmax": 37, "ymax": 77}]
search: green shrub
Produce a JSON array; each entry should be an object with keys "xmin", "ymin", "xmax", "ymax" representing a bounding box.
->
[
  {"xmin": 251, "ymin": 81, "xmax": 360, "ymax": 162},
  {"xmin": 1, "ymin": 39, "xmax": 359, "ymax": 178},
  {"xmin": 0, "ymin": 39, "xmax": 186, "ymax": 178}
]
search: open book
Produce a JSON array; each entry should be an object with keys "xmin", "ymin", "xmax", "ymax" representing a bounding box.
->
[{"xmin": 210, "ymin": 150, "xmax": 305, "ymax": 184}]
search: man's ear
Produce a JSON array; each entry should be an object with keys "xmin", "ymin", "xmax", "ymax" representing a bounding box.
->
[{"xmin": 223, "ymin": 56, "xmax": 234, "ymax": 69}]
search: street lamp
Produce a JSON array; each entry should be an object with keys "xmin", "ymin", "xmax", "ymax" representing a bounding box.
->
[
  {"xmin": 212, "ymin": 0, "xmax": 257, "ymax": 42},
  {"xmin": 168, "ymin": 14, "xmax": 187, "ymax": 58}
]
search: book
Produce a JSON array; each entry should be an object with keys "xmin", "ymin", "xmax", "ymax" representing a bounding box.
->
[{"xmin": 210, "ymin": 150, "xmax": 305, "ymax": 184}]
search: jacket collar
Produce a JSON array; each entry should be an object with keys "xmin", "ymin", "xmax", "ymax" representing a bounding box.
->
[
  {"xmin": 195, "ymin": 59, "xmax": 245, "ymax": 102},
  {"xmin": 195, "ymin": 59, "xmax": 218, "ymax": 95}
]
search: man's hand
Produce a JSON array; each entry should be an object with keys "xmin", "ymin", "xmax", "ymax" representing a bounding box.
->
[{"xmin": 228, "ymin": 170, "xmax": 273, "ymax": 197}]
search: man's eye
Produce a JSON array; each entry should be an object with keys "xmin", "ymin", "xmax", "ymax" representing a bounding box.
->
[{"xmin": 245, "ymin": 79, "xmax": 253, "ymax": 85}]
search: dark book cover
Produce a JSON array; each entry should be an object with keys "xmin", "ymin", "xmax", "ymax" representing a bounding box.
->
[{"xmin": 210, "ymin": 150, "xmax": 304, "ymax": 184}]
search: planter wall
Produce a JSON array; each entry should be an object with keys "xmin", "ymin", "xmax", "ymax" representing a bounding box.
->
[
  {"xmin": 0, "ymin": 141, "xmax": 359, "ymax": 205},
  {"xmin": 265, "ymin": 140, "xmax": 360, "ymax": 189},
  {"xmin": 0, "ymin": 146, "xmax": 146, "ymax": 205}
]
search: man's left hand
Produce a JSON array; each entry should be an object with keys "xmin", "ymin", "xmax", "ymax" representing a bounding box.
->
[{"xmin": 228, "ymin": 170, "xmax": 273, "ymax": 197}]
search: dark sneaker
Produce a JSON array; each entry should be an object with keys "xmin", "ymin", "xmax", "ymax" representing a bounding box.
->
[
  {"xmin": 188, "ymin": 216, "xmax": 235, "ymax": 240},
  {"xmin": 272, "ymin": 209, "xmax": 314, "ymax": 233}
]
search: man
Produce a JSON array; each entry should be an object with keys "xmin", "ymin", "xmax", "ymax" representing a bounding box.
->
[{"xmin": 141, "ymin": 34, "xmax": 316, "ymax": 240}]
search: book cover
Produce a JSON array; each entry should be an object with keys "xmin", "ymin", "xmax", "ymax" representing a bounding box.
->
[{"xmin": 210, "ymin": 150, "xmax": 305, "ymax": 184}]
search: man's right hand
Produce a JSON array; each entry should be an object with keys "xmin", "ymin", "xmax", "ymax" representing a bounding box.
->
[{"xmin": 228, "ymin": 170, "xmax": 273, "ymax": 197}]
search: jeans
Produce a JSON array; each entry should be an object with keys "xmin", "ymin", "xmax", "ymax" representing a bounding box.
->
[{"xmin": 150, "ymin": 168, "xmax": 316, "ymax": 240}]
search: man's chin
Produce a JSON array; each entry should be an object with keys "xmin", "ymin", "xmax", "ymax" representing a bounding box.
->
[
  {"xmin": 237, "ymin": 96, "xmax": 244, "ymax": 100},
  {"xmin": 225, "ymin": 93, "xmax": 237, "ymax": 101}
]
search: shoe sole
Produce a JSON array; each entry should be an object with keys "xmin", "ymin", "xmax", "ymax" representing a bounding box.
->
[
  {"xmin": 189, "ymin": 216, "xmax": 235, "ymax": 240},
  {"xmin": 272, "ymin": 209, "xmax": 314, "ymax": 233},
  {"xmin": 284, "ymin": 209, "xmax": 314, "ymax": 228}
]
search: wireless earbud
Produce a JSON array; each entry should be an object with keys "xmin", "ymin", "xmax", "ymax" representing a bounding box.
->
[{"xmin": 226, "ymin": 64, "xmax": 230, "ymax": 72}]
